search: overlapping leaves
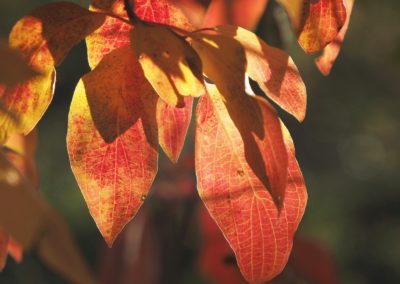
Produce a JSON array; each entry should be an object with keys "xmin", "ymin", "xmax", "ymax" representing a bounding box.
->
[
  {"xmin": 1, "ymin": 0, "xmax": 354, "ymax": 282},
  {"xmin": 201, "ymin": 0, "xmax": 352, "ymax": 75}
]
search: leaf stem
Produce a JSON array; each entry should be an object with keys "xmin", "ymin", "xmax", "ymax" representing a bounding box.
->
[{"xmin": 124, "ymin": 0, "xmax": 139, "ymax": 24}]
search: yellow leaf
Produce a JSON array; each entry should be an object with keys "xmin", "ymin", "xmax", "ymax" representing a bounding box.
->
[
  {"xmin": 0, "ymin": 2, "xmax": 105, "ymax": 144},
  {"xmin": 130, "ymin": 24, "xmax": 205, "ymax": 106}
]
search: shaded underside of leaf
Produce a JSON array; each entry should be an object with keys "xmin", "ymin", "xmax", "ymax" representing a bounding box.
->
[
  {"xmin": 195, "ymin": 86, "xmax": 307, "ymax": 282},
  {"xmin": 0, "ymin": 42, "xmax": 37, "ymax": 86},
  {"xmin": 130, "ymin": 24, "xmax": 205, "ymax": 106},
  {"xmin": 191, "ymin": 31, "xmax": 247, "ymax": 99},
  {"xmin": 213, "ymin": 25, "xmax": 307, "ymax": 121},
  {"xmin": 315, "ymin": 0, "xmax": 355, "ymax": 75},
  {"xmin": 67, "ymin": 47, "xmax": 159, "ymax": 246},
  {"xmin": 278, "ymin": 0, "xmax": 347, "ymax": 53}
]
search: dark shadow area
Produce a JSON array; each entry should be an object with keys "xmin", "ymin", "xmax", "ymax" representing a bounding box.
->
[{"xmin": 83, "ymin": 46, "xmax": 158, "ymax": 149}]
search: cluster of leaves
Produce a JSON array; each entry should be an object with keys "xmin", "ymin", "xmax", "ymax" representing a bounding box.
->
[{"xmin": 0, "ymin": 0, "xmax": 354, "ymax": 282}]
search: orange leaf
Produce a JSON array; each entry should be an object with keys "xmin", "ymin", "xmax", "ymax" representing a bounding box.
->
[
  {"xmin": 157, "ymin": 97, "xmax": 193, "ymax": 163},
  {"xmin": 315, "ymin": 0, "xmax": 355, "ymax": 75},
  {"xmin": 0, "ymin": 2, "xmax": 104, "ymax": 144},
  {"xmin": 87, "ymin": 0, "xmax": 192, "ymax": 69},
  {"xmin": 278, "ymin": 0, "xmax": 347, "ymax": 53},
  {"xmin": 212, "ymin": 25, "xmax": 307, "ymax": 121},
  {"xmin": 130, "ymin": 24, "xmax": 205, "ymax": 106},
  {"xmin": 195, "ymin": 85, "xmax": 307, "ymax": 282},
  {"xmin": 202, "ymin": 0, "xmax": 269, "ymax": 30},
  {"xmin": 67, "ymin": 47, "xmax": 158, "ymax": 246}
]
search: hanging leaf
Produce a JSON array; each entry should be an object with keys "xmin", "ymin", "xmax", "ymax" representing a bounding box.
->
[
  {"xmin": 278, "ymin": 0, "xmax": 347, "ymax": 53},
  {"xmin": 67, "ymin": 47, "xmax": 158, "ymax": 246},
  {"xmin": 157, "ymin": 97, "xmax": 193, "ymax": 163},
  {"xmin": 87, "ymin": 0, "xmax": 194, "ymax": 163},
  {"xmin": 0, "ymin": 2, "xmax": 105, "ymax": 144},
  {"xmin": 315, "ymin": 0, "xmax": 355, "ymax": 75},
  {"xmin": 191, "ymin": 26, "xmax": 306, "ymax": 121},
  {"xmin": 195, "ymin": 85, "xmax": 307, "ymax": 282}
]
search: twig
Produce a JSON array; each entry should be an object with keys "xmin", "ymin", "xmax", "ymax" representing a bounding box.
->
[{"xmin": 123, "ymin": 0, "xmax": 139, "ymax": 24}]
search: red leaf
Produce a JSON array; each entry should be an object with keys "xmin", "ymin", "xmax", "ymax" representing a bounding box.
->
[
  {"xmin": 157, "ymin": 97, "xmax": 193, "ymax": 163},
  {"xmin": 87, "ymin": 0, "xmax": 194, "ymax": 163},
  {"xmin": 315, "ymin": 0, "xmax": 355, "ymax": 75},
  {"xmin": 67, "ymin": 47, "xmax": 158, "ymax": 246},
  {"xmin": 87, "ymin": 0, "xmax": 192, "ymax": 69},
  {"xmin": 278, "ymin": 0, "xmax": 347, "ymax": 53},
  {"xmin": 195, "ymin": 86, "xmax": 307, "ymax": 282}
]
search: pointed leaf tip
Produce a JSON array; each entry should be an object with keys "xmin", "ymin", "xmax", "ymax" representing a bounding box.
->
[
  {"xmin": 67, "ymin": 47, "xmax": 158, "ymax": 246},
  {"xmin": 195, "ymin": 85, "xmax": 307, "ymax": 282}
]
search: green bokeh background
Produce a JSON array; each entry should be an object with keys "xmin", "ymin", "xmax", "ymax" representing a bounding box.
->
[{"xmin": 1, "ymin": 0, "xmax": 400, "ymax": 283}]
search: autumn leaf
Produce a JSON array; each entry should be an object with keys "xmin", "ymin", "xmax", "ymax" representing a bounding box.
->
[
  {"xmin": 195, "ymin": 85, "xmax": 307, "ymax": 282},
  {"xmin": 278, "ymin": 0, "xmax": 347, "ymax": 53},
  {"xmin": 87, "ymin": 0, "xmax": 193, "ymax": 69},
  {"xmin": 130, "ymin": 23, "xmax": 205, "ymax": 107},
  {"xmin": 191, "ymin": 25, "xmax": 306, "ymax": 121},
  {"xmin": 87, "ymin": 0, "xmax": 194, "ymax": 163},
  {"xmin": 0, "ymin": 2, "xmax": 105, "ymax": 145},
  {"xmin": 67, "ymin": 46, "xmax": 158, "ymax": 246},
  {"xmin": 315, "ymin": 0, "xmax": 355, "ymax": 75},
  {"xmin": 202, "ymin": 0, "xmax": 269, "ymax": 30},
  {"xmin": 157, "ymin": 97, "xmax": 193, "ymax": 163}
]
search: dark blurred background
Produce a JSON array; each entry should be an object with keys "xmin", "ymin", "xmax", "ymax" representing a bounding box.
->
[{"xmin": 0, "ymin": 0, "xmax": 399, "ymax": 283}]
